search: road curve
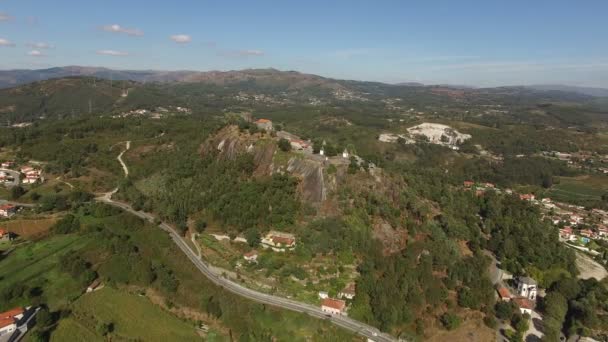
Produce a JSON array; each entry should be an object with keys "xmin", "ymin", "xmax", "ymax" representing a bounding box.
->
[{"xmin": 95, "ymin": 196, "xmax": 395, "ymax": 342}]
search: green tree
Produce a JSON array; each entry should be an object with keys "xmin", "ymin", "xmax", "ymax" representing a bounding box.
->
[
  {"xmin": 245, "ymin": 228, "xmax": 261, "ymax": 247},
  {"xmin": 10, "ymin": 185, "xmax": 25, "ymax": 200},
  {"xmin": 195, "ymin": 219, "xmax": 207, "ymax": 233},
  {"xmin": 277, "ymin": 138, "xmax": 291, "ymax": 152}
]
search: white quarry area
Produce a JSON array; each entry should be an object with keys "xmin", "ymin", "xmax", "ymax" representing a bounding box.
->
[
  {"xmin": 407, "ymin": 123, "xmax": 471, "ymax": 145},
  {"xmin": 379, "ymin": 123, "xmax": 471, "ymax": 149}
]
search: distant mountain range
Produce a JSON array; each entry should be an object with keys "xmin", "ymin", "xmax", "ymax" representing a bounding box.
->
[
  {"xmin": 526, "ymin": 84, "xmax": 608, "ymax": 98},
  {"xmin": 1, "ymin": 66, "xmax": 607, "ymax": 98}
]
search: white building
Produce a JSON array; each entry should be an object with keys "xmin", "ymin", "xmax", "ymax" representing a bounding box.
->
[
  {"xmin": 261, "ymin": 231, "xmax": 296, "ymax": 252},
  {"xmin": 318, "ymin": 291, "xmax": 328, "ymax": 299},
  {"xmin": 243, "ymin": 251, "xmax": 258, "ymax": 262},
  {"xmin": 339, "ymin": 283, "xmax": 356, "ymax": 300},
  {"xmin": 517, "ymin": 276, "xmax": 537, "ymax": 300},
  {"xmin": 0, "ymin": 204, "xmax": 17, "ymax": 218}
]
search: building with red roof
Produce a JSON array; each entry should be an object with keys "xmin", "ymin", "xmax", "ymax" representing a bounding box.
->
[
  {"xmin": 497, "ymin": 287, "xmax": 511, "ymax": 301},
  {"xmin": 321, "ymin": 298, "xmax": 346, "ymax": 315},
  {"xmin": 512, "ymin": 297, "xmax": 534, "ymax": 315},
  {"xmin": 254, "ymin": 118, "xmax": 273, "ymax": 131},
  {"xmin": 0, "ymin": 307, "xmax": 25, "ymax": 337},
  {"xmin": 243, "ymin": 250, "xmax": 258, "ymax": 262},
  {"xmin": 0, "ymin": 228, "xmax": 12, "ymax": 242},
  {"xmin": 0, "ymin": 204, "xmax": 17, "ymax": 218}
]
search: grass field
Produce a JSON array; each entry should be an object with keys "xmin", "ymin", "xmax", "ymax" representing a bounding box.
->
[
  {"xmin": 549, "ymin": 175, "xmax": 608, "ymax": 203},
  {"xmin": 51, "ymin": 287, "xmax": 201, "ymax": 342},
  {"xmin": 0, "ymin": 234, "xmax": 92, "ymax": 311},
  {"xmin": 1, "ymin": 217, "xmax": 57, "ymax": 239}
]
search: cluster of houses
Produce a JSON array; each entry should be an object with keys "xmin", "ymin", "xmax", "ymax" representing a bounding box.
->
[
  {"xmin": 240, "ymin": 231, "xmax": 297, "ymax": 262},
  {"xmin": 1, "ymin": 161, "xmax": 44, "ymax": 185},
  {"xmin": 318, "ymin": 283, "xmax": 356, "ymax": 316},
  {"xmin": 463, "ymin": 180, "xmax": 608, "ymax": 250},
  {"xmin": 19, "ymin": 166, "xmax": 42, "ymax": 185},
  {"xmin": 496, "ymin": 276, "xmax": 538, "ymax": 316},
  {"xmin": 0, "ymin": 306, "xmax": 38, "ymax": 341}
]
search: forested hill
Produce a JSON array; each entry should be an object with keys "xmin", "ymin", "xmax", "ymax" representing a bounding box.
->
[{"xmin": 0, "ymin": 70, "xmax": 606, "ymax": 128}]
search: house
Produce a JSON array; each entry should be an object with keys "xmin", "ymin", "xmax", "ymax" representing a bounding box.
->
[
  {"xmin": 512, "ymin": 297, "xmax": 534, "ymax": 315},
  {"xmin": 0, "ymin": 228, "xmax": 12, "ymax": 242},
  {"xmin": 496, "ymin": 286, "xmax": 511, "ymax": 302},
  {"xmin": 484, "ymin": 182, "xmax": 495, "ymax": 189},
  {"xmin": 318, "ymin": 291, "xmax": 328, "ymax": 299},
  {"xmin": 598, "ymin": 226, "xmax": 608, "ymax": 238},
  {"xmin": 570, "ymin": 215, "xmax": 584, "ymax": 225},
  {"xmin": 0, "ymin": 306, "xmax": 37, "ymax": 341},
  {"xmin": 580, "ymin": 229, "xmax": 595, "ymax": 240},
  {"xmin": 289, "ymin": 139, "xmax": 310, "ymax": 151},
  {"xmin": 0, "ymin": 204, "xmax": 17, "ymax": 218},
  {"xmin": 261, "ymin": 231, "xmax": 296, "ymax": 252},
  {"xmin": 254, "ymin": 119, "xmax": 273, "ymax": 131},
  {"xmin": 339, "ymin": 283, "xmax": 356, "ymax": 300},
  {"xmin": 0, "ymin": 308, "xmax": 24, "ymax": 338},
  {"xmin": 1, "ymin": 161, "xmax": 14, "ymax": 169},
  {"xmin": 517, "ymin": 276, "xmax": 537, "ymax": 300},
  {"xmin": 321, "ymin": 298, "xmax": 346, "ymax": 315},
  {"xmin": 560, "ymin": 227, "xmax": 576, "ymax": 241},
  {"xmin": 243, "ymin": 250, "xmax": 258, "ymax": 262},
  {"xmin": 319, "ymin": 148, "xmax": 325, "ymax": 156},
  {"xmin": 342, "ymin": 149, "xmax": 350, "ymax": 159},
  {"xmin": 22, "ymin": 175, "xmax": 39, "ymax": 184},
  {"xmin": 519, "ymin": 194, "xmax": 535, "ymax": 201},
  {"xmin": 86, "ymin": 279, "xmax": 103, "ymax": 293},
  {"xmin": 463, "ymin": 181, "xmax": 475, "ymax": 188}
]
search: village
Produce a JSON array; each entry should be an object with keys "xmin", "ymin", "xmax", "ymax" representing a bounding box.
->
[
  {"xmin": 0, "ymin": 161, "xmax": 44, "ymax": 187},
  {"xmin": 463, "ymin": 180, "xmax": 608, "ymax": 341}
]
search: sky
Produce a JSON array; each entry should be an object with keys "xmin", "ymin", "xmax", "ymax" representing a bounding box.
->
[{"xmin": 1, "ymin": 0, "xmax": 607, "ymax": 87}]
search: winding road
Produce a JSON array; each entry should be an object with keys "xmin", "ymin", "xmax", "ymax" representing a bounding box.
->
[{"xmin": 95, "ymin": 141, "xmax": 395, "ymax": 342}]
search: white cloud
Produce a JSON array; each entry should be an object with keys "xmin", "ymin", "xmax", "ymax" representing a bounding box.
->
[
  {"xmin": 0, "ymin": 12, "xmax": 12, "ymax": 22},
  {"xmin": 27, "ymin": 42, "xmax": 52, "ymax": 49},
  {"xmin": 221, "ymin": 49, "xmax": 265, "ymax": 57},
  {"xmin": 102, "ymin": 24, "xmax": 143, "ymax": 36},
  {"xmin": 170, "ymin": 34, "xmax": 192, "ymax": 44},
  {"xmin": 96, "ymin": 49, "xmax": 129, "ymax": 56},
  {"xmin": 27, "ymin": 50, "xmax": 46, "ymax": 57},
  {"xmin": 0, "ymin": 38, "xmax": 15, "ymax": 47},
  {"xmin": 238, "ymin": 49, "xmax": 264, "ymax": 56}
]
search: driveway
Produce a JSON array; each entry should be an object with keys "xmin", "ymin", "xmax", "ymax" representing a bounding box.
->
[
  {"xmin": 525, "ymin": 310, "xmax": 544, "ymax": 341},
  {"xmin": 0, "ymin": 168, "xmax": 20, "ymax": 187}
]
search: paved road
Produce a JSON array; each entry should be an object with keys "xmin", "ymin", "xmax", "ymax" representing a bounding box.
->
[
  {"xmin": 0, "ymin": 168, "xmax": 20, "ymax": 187},
  {"xmin": 96, "ymin": 195, "xmax": 394, "ymax": 342},
  {"xmin": 99, "ymin": 140, "xmax": 395, "ymax": 341}
]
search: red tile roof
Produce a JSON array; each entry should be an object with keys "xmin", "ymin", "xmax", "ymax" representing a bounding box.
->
[
  {"xmin": 513, "ymin": 297, "xmax": 534, "ymax": 310},
  {"xmin": 244, "ymin": 251, "xmax": 258, "ymax": 258},
  {"xmin": 497, "ymin": 287, "xmax": 511, "ymax": 299},
  {"xmin": 0, "ymin": 307, "xmax": 24, "ymax": 327},
  {"xmin": 321, "ymin": 298, "xmax": 346, "ymax": 311},
  {"xmin": 255, "ymin": 119, "xmax": 271, "ymax": 123},
  {"xmin": 0, "ymin": 204, "xmax": 16, "ymax": 210},
  {"xmin": 272, "ymin": 236, "xmax": 294, "ymax": 246}
]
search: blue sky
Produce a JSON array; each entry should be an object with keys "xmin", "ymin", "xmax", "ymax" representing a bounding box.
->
[{"xmin": 1, "ymin": 0, "xmax": 607, "ymax": 87}]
